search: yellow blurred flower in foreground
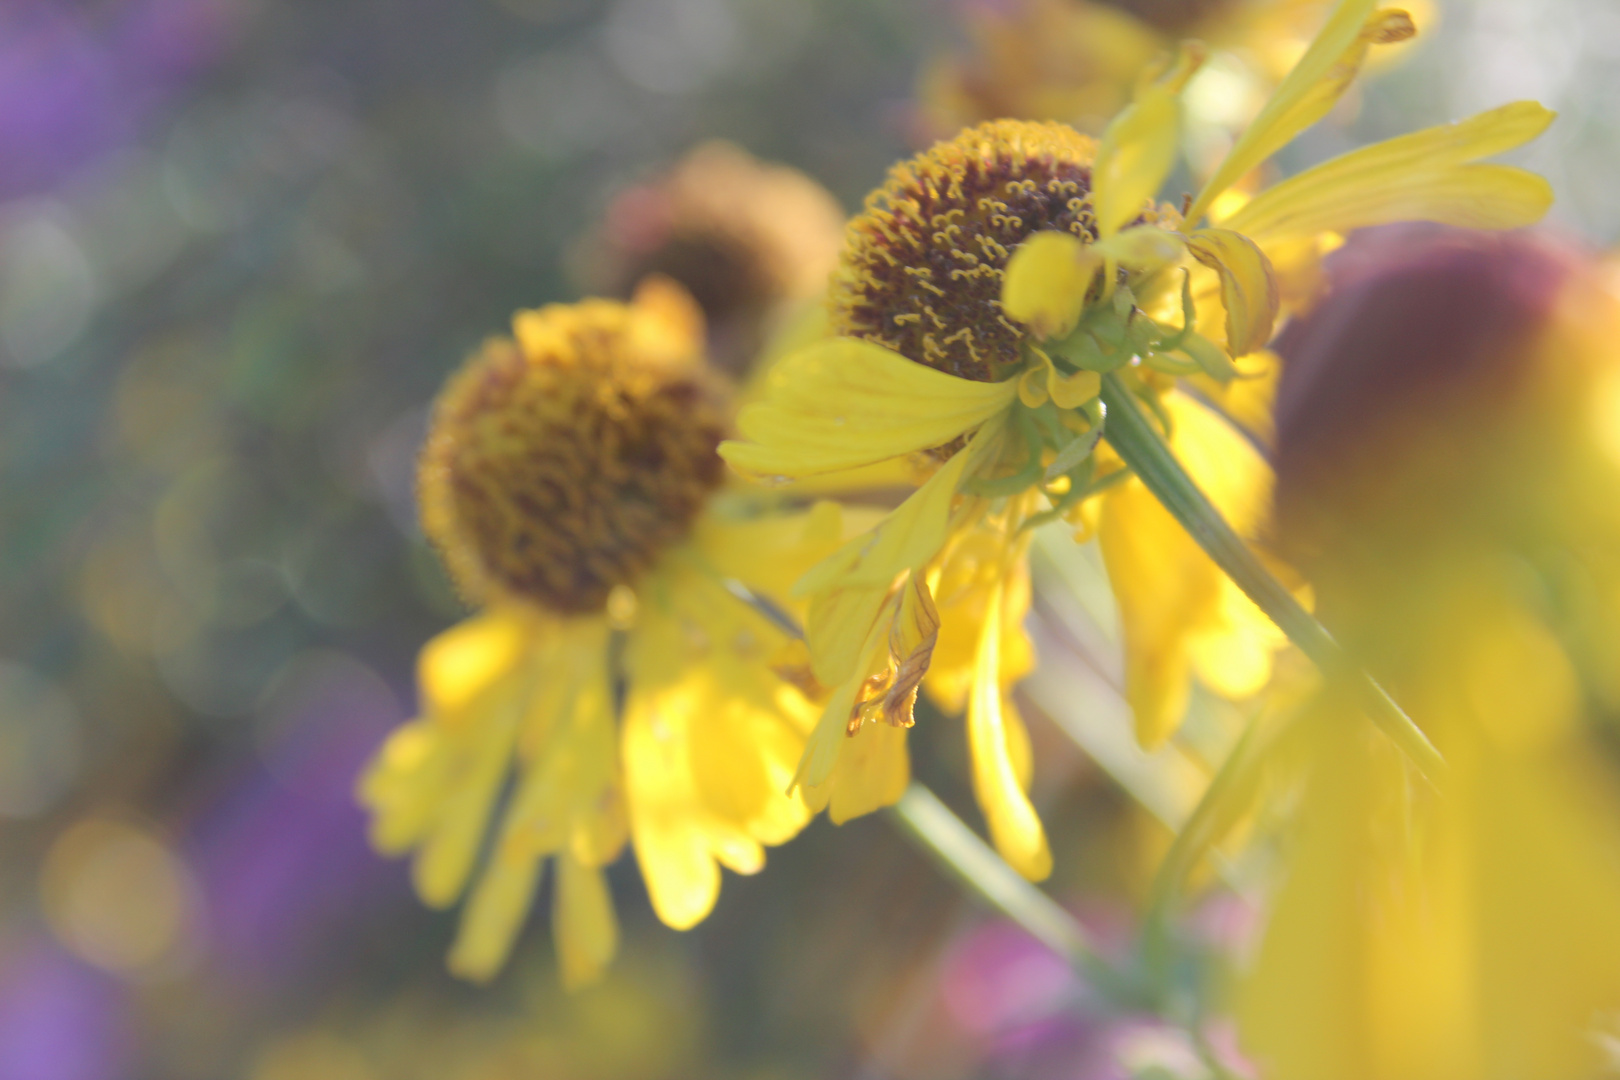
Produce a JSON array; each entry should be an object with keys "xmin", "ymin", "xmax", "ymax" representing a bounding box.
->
[
  {"xmin": 359, "ymin": 281, "xmax": 852, "ymax": 987},
  {"xmin": 1236, "ymin": 228, "xmax": 1620, "ymax": 1079},
  {"xmin": 721, "ymin": 0, "xmax": 1551, "ymax": 876}
]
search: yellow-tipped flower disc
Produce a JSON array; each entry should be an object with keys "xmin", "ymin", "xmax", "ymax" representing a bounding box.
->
[
  {"xmin": 830, "ymin": 119, "xmax": 1176, "ymax": 384},
  {"xmin": 418, "ymin": 297, "xmax": 730, "ymax": 614}
]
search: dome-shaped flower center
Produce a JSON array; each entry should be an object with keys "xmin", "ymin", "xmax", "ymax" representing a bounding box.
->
[
  {"xmin": 418, "ymin": 296, "xmax": 729, "ymax": 615},
  {"xmin": 831, "ymin": 120, "xmax": 1113, "ymax": 383}
]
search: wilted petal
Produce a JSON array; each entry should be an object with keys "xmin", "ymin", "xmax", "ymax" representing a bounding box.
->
[{"xmin": 1187, "ymin": 228, "xmax": 1281, "ymax": 357}]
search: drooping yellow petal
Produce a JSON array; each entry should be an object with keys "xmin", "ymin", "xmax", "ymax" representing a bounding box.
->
[
  {"xmin": 553, "ymin": 852, "xmax": 618, "ymax": 992},
  {"xmin": 1224, "ymin": 104, "xmax": 1556, "ymax": 241},
  {"xmin": 965, "ymin": 579, "xmax": 1052, "ymax": 881},
  {"xmin": 720, "ymin": 337, "xmax": 1018, "ymax": 478},
  {"xmin": 621, "ymin": 676, "xmax": 724, "ymax": 931},
  {"xmin": 926, "ymin": 513, "xmax": 1036, "ymax": 713},
  {"xmin": 1003, "ymin": 695, "xmax": 1035, "ymax": 792},
  {"xmin": 620, "ymin": 562, "xmax": 819, "ymax": 933},
  {"xmin": 793, "ymin": 578, "xmax": 912, "ymax": 792},
  {"xmin": 445, "ymin": 842, "xmax": 545, "ymax": 984},
  {"xmin": 804, "ymin": 582, "xmax": 895, "ymax": 690},
  {"xmin": 801, "ymin": 721, "xmax": 912, "ymax": 825},
  {"xmin": 1093, "ymin": 48, "xmax": 1201, "ymax": 238},
  {"xmin": 1186, "ymin": 229, "xmax": 1280, "ymax": 358},
  {"xmin": 794, "ymin": 660, "xmax": 871, "ymax": 793},
  {"xmin": 796, "ymin": 419, "xmax": 1001, "ymax": 599},
  {"xmin": 1187, "ymin": 1, "xmax": 1413, "ymax": 224},
  {"xmin": 795, "ymin": 421, "xmax": 1002, "ymax": 691},
  {"xmin": 496, "ymin": 620, "xmax": 620, "ymax": 866},
  {"xmin": 412, "ymin": 673, "xmax": 529, "ymax": 907}
]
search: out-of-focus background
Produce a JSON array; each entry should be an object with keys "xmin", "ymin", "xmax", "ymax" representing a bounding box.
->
[{"xmin": 1, "ymin": 2, "xmax": 1616, "ymax": 1078}]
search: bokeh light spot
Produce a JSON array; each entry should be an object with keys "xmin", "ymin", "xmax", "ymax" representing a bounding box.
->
[{"xmin": 40, "ymin": 818, "xmax": 200, "ymax": 979}]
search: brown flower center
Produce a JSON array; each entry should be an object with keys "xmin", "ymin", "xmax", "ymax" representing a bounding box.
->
[
  {"xmin": 418, "ymin": 295, "xmax": 729, "ymax": 615},
  {"xmin": 830, "ymin": 120, "xmax": 1109, "ymax": 383}
]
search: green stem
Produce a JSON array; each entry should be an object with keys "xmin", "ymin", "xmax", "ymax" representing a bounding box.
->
[
  {"xmin": 1098, "ymin": 373, "xmax": 1445, "ymax": 782},
  {"xmin": 1141, "ymin": 706, "xmax": 1272, "ymax": 977},
  {"xmin": 888, "ymin": 783, "xmax": 1148, "ymax": 1008}
]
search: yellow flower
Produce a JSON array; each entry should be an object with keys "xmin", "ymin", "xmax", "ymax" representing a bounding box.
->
[
  {"xmin": 721, "ymin": 0, "xmax": 1552, "ymax": 866},
  {"xmin": 1235, "ymin": 227, "xmax": 1620, "ymax": 1079},
  {"xmin": 359, "ymin": 281, "xmax": 855, "ymax": 988}
]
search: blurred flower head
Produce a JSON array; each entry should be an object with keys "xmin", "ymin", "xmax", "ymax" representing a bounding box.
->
[
  {"xmin": 362, "ymin": 282, "xmax": 864, "ymax": 987},
  {"xmin": 572, "ymin": 141, "xmax": 847, "ymax": 379},
  {"xmin": 915, "ymin": 0, "xmax": 1378, "ymax": 143},
  {"xmin": 1235, "ymin": 226, "xmax": 1620, "ymax": 1080}
]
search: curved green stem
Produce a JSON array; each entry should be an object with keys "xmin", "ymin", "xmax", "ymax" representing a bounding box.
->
[
  {"xmin": 1098, "ymin": 373, "xmax": 1445, "ymax": 782},
  {"xmin": 889, "ymin": 783, "xmax": 1149, "ymax": 1009}
]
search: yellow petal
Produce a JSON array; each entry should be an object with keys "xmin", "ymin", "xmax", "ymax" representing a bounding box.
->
[
  {"xmin": 1188, "ymin": 2, "xmax": 1414, "ymax": 223},
  {"xmin": 1049, "ymin": 367, "xmax": 1102, "ymax": 410},
  {"xmin": 619, "ymin": 582, "xmax": 809, "ymax": 932},
  {"xmin": 359, "ymin": 720, "xmax": 447, "ymax": 853},
  {"xmin": 683, "ymin": 631, "xmax": 816, "ymax": 846},
  {"xmin": 412, "ymin": 676, "xmax": 528, "ymax": 907},
  {"xmin": 1225, "ymin": 103, "xmax": 1557, "ymax": 241},
  {"xmin": 801, "ymin": 722, "xmax": 911, "ymax": 825},
  {"xmin": 446, "ymin": 845, "xmax": 544, "ymax": 984},
  {"xmin": 720, "ymin": 337, "xmax": 1018, "ymax": 478},
  {"xmin": 1003, "ymin": 231, "xmax": 1093, "ymax": 340},
  {"xmin": 553, "ymin": 852, "xmax": 618, "ymax": 991},
  {"xmin": 1094, "ymin": 49, "xmax": 1200, "ymax": 238},
  {"xmin": 690, "ymin": 500, "xmax": 850, "ymax": 604},
  {"xmin": 1003, "ymin": 695, "xmax": 1035, "ymax": 792},
  {"xmin": 1186, "ymin": 228, "xmax": 1280, "ymax": 357},
  {"xmin": 795, "ymin": 607, "xmax": 893, "ymax": 789},
  {"xmin": 795, "ymin": 668, "xmax": 867, "ymax": 793},
  {"xmin": 1189, "ymin": 577, "xmax": 1283, "ymax": 700},
  {"xmin": 1018, "ymin": 363, "xmax": 1051, "ymax": 409},
  {"xmin": 966, "ymin": 579, "xmax": 1052, "ymax": 881},
  {"xmin": 621, "ymin": 679, "xmax": 723, "ymax": 931},
  {"xmin": 796, "ymin": 423, "xmax": 989, "ymax": 598},
  {"xmin": 498, "ymin": 621, "xmax": 620, "ymax": 865},
  {"xmin": 805, "ymin": 582, "xmax": 895, "ymax": 688},
  {"xmin": 419, "ymin": 606, "xmax": 536, "ymax": 718}
]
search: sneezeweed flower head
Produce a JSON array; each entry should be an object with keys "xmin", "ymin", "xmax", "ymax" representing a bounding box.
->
[
  {"xmin": 573, "ymin": 141, "xmax": 848, "ymax": 379},
  {"xmin": 1234, "ymin": 227, "xmax": 1620, "ymax": 1080},
  {"xmin": 829, "ymin": 119, "xmax": 1180, "ymax": 387},
  {"xmin": 721, "ymin": 0, "xmax": 1553, "ymax": 873},
  {"xmin": 361, "ymin": 280, "xmax": 858, "ymax": 988}
]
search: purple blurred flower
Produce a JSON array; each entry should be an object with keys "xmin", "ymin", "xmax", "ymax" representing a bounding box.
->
[
  {"xmin": 0, "ymin": 940, "xmax": 130, "ymax": 1080},
  {"xmin": 0, "ymin": 0, "xmax": 243, "ymax": 199},
  {"xmin": 186, "ymin": 653, "xmax": 409, "ymax": 982}
]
